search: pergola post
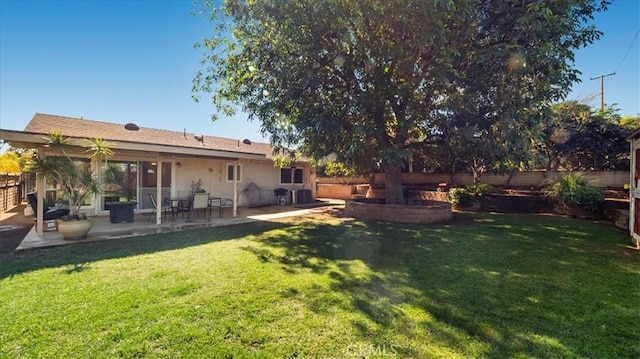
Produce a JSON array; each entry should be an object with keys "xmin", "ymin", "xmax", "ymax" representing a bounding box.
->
[
  {"xmin": 233, "ymin": 159, "xmax": 238, "ymax": 217},
  {"xmin": 156, "ymin": 157, "xmax": 162, "ymax": 225}
]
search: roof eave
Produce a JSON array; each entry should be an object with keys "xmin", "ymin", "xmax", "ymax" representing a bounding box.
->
[
  {"xmin": 0, "ymin": 129, "xmax": 267, "ymax": 160},
  {"xmin": 627, "ymin": 128, "xmax": 640, "ymax": 142}
]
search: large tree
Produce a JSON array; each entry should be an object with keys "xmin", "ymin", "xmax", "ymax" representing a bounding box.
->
[{"xmin": 194, "ymin": 0, "xmax": 608, "ymax": 204}]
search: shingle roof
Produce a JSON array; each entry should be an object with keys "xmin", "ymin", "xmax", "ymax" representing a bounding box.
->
[{"xmin": 24, "ymin": 113, "xmax": 276, "ymax": 158}]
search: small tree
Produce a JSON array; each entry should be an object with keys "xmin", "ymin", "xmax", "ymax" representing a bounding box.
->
[
  {"xmin": 0, "ymin": 151, "xmax": 21, "ymax": 173},
  {"xmin": 27, "ymin": 130, "xmax": 113, "ymax": 219}
]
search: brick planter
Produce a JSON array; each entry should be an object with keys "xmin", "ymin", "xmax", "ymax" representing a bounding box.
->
[{"xmin": 345, "ymin": 199, "xmax": 452, "ymax": 224}]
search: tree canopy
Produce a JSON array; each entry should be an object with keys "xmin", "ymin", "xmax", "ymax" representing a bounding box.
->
[
  {"xmin": 194, "ymin": 0, "xmax": 608, "ymax": 203},
  {"xmin": 0, "ymin": 148, "xmax": 34, "ymax": 173},
  {"xmin": 532, "ymin": 101, "xmax": 630, "ymax": 172}
]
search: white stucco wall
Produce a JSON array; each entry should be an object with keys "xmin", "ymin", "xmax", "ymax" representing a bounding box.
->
[{"xmin": 174, "ymin": 158, "xmax": 315, "ymax": 207}]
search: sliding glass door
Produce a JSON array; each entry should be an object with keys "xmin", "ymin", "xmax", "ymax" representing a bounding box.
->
[
  {"xmin": 139, "ymin": 161, "xmax": 172, "ymax": 210},
  {"xmin": 102, "ymin": 161, "xmax": 138, "ymax": 210},
  {"xmin": 100, "ymin": 160, "xmax": 172, "ymax": 211}
]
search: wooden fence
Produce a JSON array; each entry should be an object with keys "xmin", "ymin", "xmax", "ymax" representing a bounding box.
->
[{"xmin": 0, "ymin": 173, "xmax": 28, "ymax": 214}]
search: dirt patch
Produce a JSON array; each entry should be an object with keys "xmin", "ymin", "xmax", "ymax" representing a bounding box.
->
[{"xmin": 0, "ymin": 204, "xmax": 34, "ymax": 254}]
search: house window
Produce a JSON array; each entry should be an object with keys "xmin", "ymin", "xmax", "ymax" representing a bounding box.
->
[
  {"xmin": 280, "ymin": 167, "xmax": 303, "ymax": 184},
  {"xmin": 226, "ymin": 163, "xmax": 242, "ymax": 182},
  {"xmin": 141, "ymin": 161, "xmax": 171, "ymax": 187}
]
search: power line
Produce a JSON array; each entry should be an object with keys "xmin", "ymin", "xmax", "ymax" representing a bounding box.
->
[{"xmin": 617, "ymin": 28, "xmax": 640, "ymax": 71}]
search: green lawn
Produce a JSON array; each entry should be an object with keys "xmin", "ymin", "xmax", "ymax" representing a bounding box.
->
[{"xmin": 1, "ymin": 212, "xmax": 638, "ymax": 358}]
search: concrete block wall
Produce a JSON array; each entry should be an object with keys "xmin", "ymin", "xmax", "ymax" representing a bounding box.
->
[
  {"xmin": 316, "ymin": 184, "xmax": 354, "ymax": 199},
  {"xmin": 345, "ymin": 170, "xmax": 631, "ymax": 188}
]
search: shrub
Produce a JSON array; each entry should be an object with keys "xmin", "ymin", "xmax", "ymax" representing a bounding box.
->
[
  {"xmin": 543, "ymin": 173, "xmax": 604, "ymax": 213},
  {"xmin": 448, "ymin": 188, "xmax": 473, "ymax": 208},
  {"xmin": 465, "ymin": 183, "xmax": 498, "ymax": 197}
]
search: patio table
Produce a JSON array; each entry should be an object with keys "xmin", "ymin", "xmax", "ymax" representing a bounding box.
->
[
  {"xmin": 107, "ymin": 201, "xmax": 138, "ymax": 223},
  {"xmin": 169, "ymin": 197, "xmax": 193, "ymax": 219}
]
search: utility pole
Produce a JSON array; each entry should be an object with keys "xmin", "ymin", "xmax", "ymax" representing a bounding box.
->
[{"xmin": 589, "ymin": 72, "xmax": 615, "ymax": 113}]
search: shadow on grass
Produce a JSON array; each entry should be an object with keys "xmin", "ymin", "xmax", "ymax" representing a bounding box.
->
[
  {"xmin": 0, "ymin": 220, "xmax": 287, "ymax": 280},
  {"xmin": 242, "ymin": 212, "xmax": 639, "ymax": 358}
]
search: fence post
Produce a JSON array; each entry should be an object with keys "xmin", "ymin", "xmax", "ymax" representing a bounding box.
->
[{"xmin": 2, "ymin": 173, "xmax": 7, "ymax": 211}]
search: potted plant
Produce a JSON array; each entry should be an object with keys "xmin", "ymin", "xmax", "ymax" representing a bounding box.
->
[
  {"xmin": 28, "ymin": 130, "xmax": 113, "ymax": 239},
  {"xmin": 191, "ymin": 178, "xmax": 206, "ymax": 194}
]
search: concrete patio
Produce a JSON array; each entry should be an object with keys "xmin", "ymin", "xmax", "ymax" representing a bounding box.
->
[{"xmin": 10, "ymin": 198, "xmax": 344, "ymax": 251}]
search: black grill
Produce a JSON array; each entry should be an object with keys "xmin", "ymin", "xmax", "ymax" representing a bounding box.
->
[{"xmin": 274, "ymin": 188, "xmax": 288, "ymax": 196}]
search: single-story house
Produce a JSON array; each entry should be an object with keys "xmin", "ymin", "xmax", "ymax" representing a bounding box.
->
[
  {"xmin": 0, "ymin": 113, "xmax": 316, "ymax": 236},
  {"xmin": 627, "ymin": 128, "xmax": 640, "ymax": 247}
]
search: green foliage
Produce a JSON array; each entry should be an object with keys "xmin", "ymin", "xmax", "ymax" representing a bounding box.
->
[
  {"xmin": 465, "ymin": 183, "xmax": 498, "ymax": 197},
  {"xmin": 448, "ymin": 187, "xmax": 473, "ymax": 208},
  {"xmin": 491, "ymin": 159, "xmax": 520, "ymax": 174},
  {"xmin": 272, "ymin": 149, "xmax": 301, "ymax": 169},
  {"xmin": 323, "ymin": 161, "xmax": 356, "ymax": 178},
  {"xmin": 194, "ymin": 0, "xmax": 608, "ymax": 203},
  {"xmin": 543, "ymin": 173, "xmax": 604, "ymax": 213},
  {"xmin": 533, "ymin": 101, "xmax": 630, "ymax": 171},
  {"xmin": 619, "ymin": 115, "xmax": 640, "ymax": 130},
  {"xmin": 449, "ymin": 184, "xmax": 497, "ymax": 207},
  {"xmin": 272, "ymin": 156, "xmax": 291, "ymax": 169},
  {"xmin": 28, "ymin": 131, "xmax": 112, "ymax": 219}
]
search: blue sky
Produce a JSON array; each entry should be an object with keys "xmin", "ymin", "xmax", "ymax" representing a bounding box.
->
[{"xmin": 1, "ymin": 0, "xmax": 638, "ymax": 149}]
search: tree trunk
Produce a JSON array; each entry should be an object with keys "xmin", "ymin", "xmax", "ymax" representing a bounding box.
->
[
  {"xmin": 384, "ymin": 164, "xmax": 404, "ymax": 205},
  {"xmin": 472, "ymin": 169, "xmax": 481, "ymax": 184},
  {"xmin": 470, "ymin": 158, "xmax": 484, "ymax": 184}
]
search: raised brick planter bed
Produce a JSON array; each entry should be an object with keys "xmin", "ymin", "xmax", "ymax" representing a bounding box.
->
[{"xmin": 345, "ymin": 199, "xmax": 452, "ymax": 224}]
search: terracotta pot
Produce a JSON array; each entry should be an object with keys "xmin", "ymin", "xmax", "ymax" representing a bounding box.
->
[{"xmin": 58, "ymin": 219, "xmax": 92, "ymax": 240}]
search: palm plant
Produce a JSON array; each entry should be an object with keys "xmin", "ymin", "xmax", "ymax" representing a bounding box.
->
[{"xmin": 28, "ymin": 130, "xmax": 113, "ymax": 220}]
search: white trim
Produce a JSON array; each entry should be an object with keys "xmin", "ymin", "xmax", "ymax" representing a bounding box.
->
[{"xmin": 226, "ymin": 163, "xmax": 243, "ymax": 183}]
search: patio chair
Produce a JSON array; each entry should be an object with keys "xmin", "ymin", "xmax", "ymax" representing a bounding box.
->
[
  {"xmin": 192, "ymin": 192, "xmax": 210, "ymax": 218},
  {"xmin": 26, "ymin": 191, "xmax": 70, "ymax": 230},
  {"xmin": 220, "ymin": 198, "xmax": 235, "ymax": 217},
  {"xmin": 148, "ymin": 193, "xmax": 173, "ymax": 222},
  {"xmin": 210, "ymin": 197, "xmax": 235, "ymax": 218}
]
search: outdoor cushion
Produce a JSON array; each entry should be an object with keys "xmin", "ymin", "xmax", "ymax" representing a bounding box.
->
[{"xmin": 27, "ymin": 192, "xmax": 70, "ymax": 220}]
